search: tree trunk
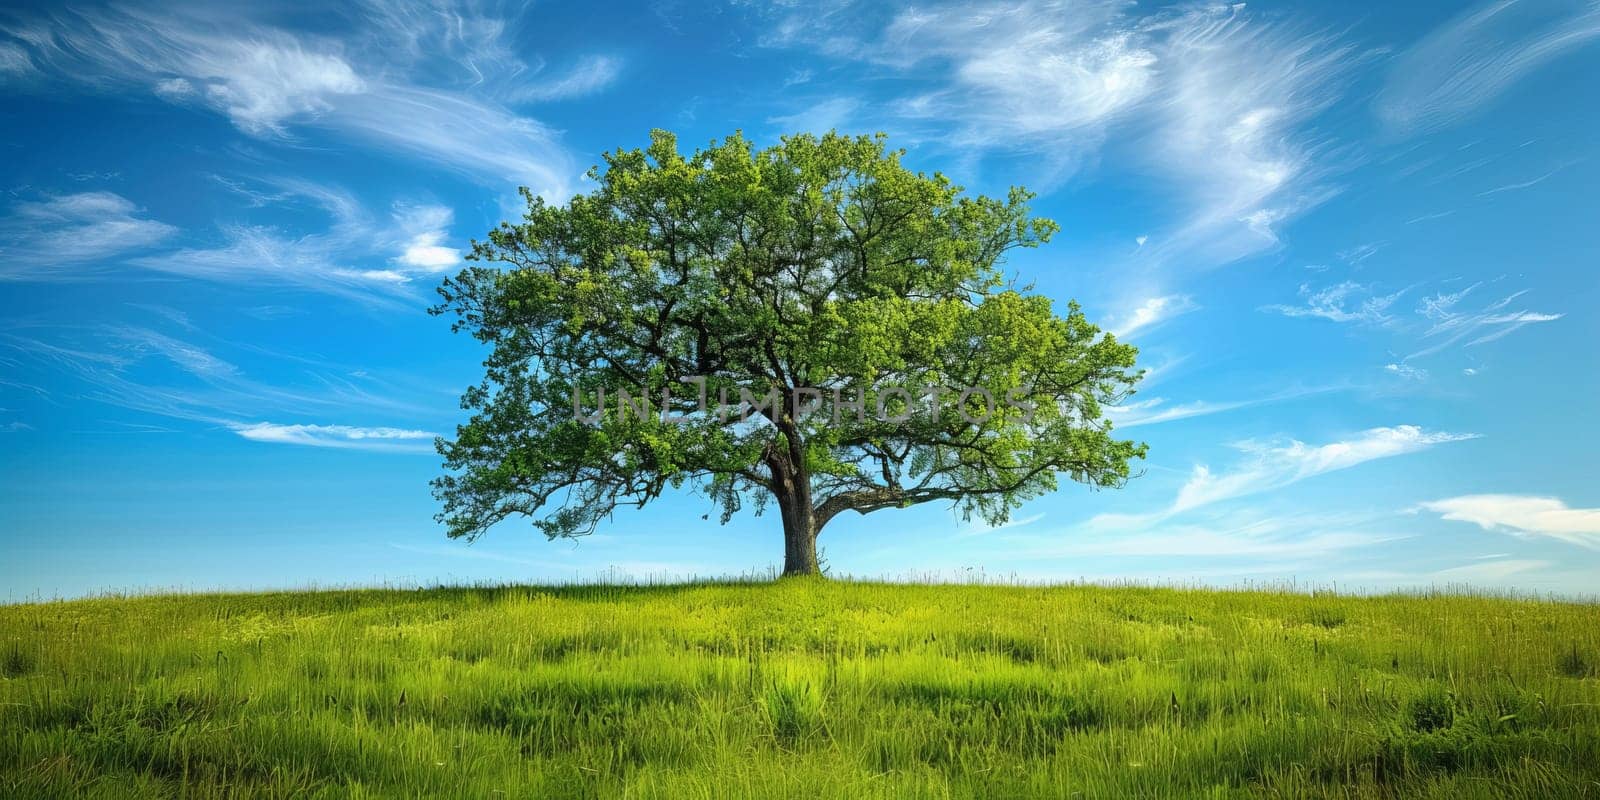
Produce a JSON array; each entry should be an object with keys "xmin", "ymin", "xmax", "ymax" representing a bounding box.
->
[
  {"xmin": 770, "ymin": 453, "xmax": 820, "ymax": 576},
  {"xmin": 769, "ymin": 405, "xmax": 820, "ymax": 577},
  {"xmin": 779, "ymin": 498, "xmax": 819, "ymax": 576}
]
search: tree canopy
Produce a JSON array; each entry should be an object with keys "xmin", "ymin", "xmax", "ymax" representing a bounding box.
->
[{"xmin": 433, "ymin": 130, "xmax": 1145, "ymax": 575}]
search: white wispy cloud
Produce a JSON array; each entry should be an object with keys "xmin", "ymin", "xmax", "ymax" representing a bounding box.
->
[
  {"xmin": 317, "ymin": 86, "xmax": 574, "ymax": 197},
  {"xmin": 1432, "ymin": 557, "xmax": 1553, "ymax": 582},
  {"xmin": 12, "ymin": 11, "xmax": 364, "ymax": 135},
  {"xmin": 391, "ymin": 204, "xmax": 461, "ymax": 272},
  {"xmin": 1106, "ymin": 382, "xmax": 1339, "ymax": 429},
  {"xmin": 1406, "ymin": 285, "xmax": 1561, "ymax": 360},
  {"xmin": 1086, "ymin": 426, "xmax": 1476, "ymax": 532},
  {"xmin": 348, "ymin": 0, "xmax": 619, "ymax": 105},
  {"xmin": 2, "ymin": 3, "xmax": 581, "ymax": 196},
  {"xmin": 153, "ymin": 76, "xmax": 193, "ymax": 98},
  {"xmin": 877, "ymin": 1, "xmax": 1156, "ymax": 150},
  {"xmin": 126, "ymin": 180, "xmax": 459, "ymax": 299},
  {"xmin": 1169, "ymin": 426, "xmax": 1477, "ymax": 514},
  {"xmin": 1, "ymin": 325, "xmax": 441, "ymax": 449},
  {"xmin": 1012, "ymin": 508, "xmax": 1404, "ymax": 564},
  {"xmin": 1378, "ymin": 0, "xmax": 1600, "ymax": 135},
  {"xmin": 1336, "ymin": 242, "xmax": 1385, "ymax": 267},
  {"xmin": 0, "ymin": 39, "xmax": 34, "ymax": 75},
  {"xmin": 177, "ymin": 41, "xmax": 364, "ymax": 135},
  {"xmin": 1261, "ymin": 281, "xmax": 1408, "ymax": 325},
  {"xmin": 1136, "ymin": 7, "xmax": 1358, "ymax": 269},
  {"xmin": 395, "ymin": 233, "xmax": 459, "ymax": 271},
  {"xmin": 767, "ymin": 97, "xmax": 863, "ymax": 135},
  {"xmin": 0, "ymin": 192, "xmax": 176, "ymax": 280},
  {"xmin": 761, "ymin": 1, "xmax": 1361, "ymax": 271},
  {"xmin": 1419, "ymin": 494, "xmax": 1600, "ymax": 549},
  {"xmin": 1476, "ymin": 161, "xmax": 1579, "ymax": 197},
  {"xmin": 1107, "ymin": 397, "xmax": 1250, "ymax": 428},
  {"xmin": 112, "ymin": 327, "xmax": 239, "ymax": 379},
  {"xmin": 511, "ymin": 54, "xmax": 622, "ymax": 103},
  {"xmin": 1384, "ymin": 362, "xmax": 1428, "ymax": 381},
  {"xmin": 1405, "ymin": 210, "xmax": 1456, "ymax": 225},
  {"xmin": 1109, "ymin": 295, "xmax": 1197, "ymax": 338},
  {"xmin": 230, "ymin": 422, "xmax": 435, "ymax": 452},
  {"xmin": 1417, "ymin": 282, "xmax": 1477, "ymax": 319}
]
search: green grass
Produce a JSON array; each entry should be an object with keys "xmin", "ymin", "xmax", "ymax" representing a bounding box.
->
[{"xmin": 2, "ymin": 580, "xmax": 1598, "ymax": 798}]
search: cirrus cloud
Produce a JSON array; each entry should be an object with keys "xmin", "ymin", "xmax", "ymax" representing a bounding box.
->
[
  {"xmin": 1, "ymin": 2, "xmax": 583, "ymax": 196},
  {"xmin": 1419, "ymin": 494, "xmax": 1600, "ymax": 549},
  {"xmin": 0, "ymin": 192, "xmax": 176, "ymax": 280},
  {"xmin": 1378, "ymin": 0, "xmax": 1600, "ymax": 135},
  {"xmin": 230, "ymin": 422, "xmax": 436, "ymax": 453},
  {"xmin": 1172, "ymin": 426, "xmax": 1479, "ymax": 514}
]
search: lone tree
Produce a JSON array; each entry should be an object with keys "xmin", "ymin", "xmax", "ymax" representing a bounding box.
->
[{"xmin": 433, "ymin": 131, "xmax": 1145, "ymax": 576}]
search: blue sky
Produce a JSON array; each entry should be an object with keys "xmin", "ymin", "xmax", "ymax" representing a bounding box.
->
[{"xmin": 2, "ymin": 0, "xmax": 1598, "ymax": 599}]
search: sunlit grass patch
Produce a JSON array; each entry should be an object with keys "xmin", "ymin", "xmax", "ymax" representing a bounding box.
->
[{"xmin": 1, "ymin": 581, "xmax": 1596, "ymax": 797}]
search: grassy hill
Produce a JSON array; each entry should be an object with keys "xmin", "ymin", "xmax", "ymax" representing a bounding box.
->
[{"xmin": 2, "ymin": 580, "xmax": 1597, "ymax": 797}]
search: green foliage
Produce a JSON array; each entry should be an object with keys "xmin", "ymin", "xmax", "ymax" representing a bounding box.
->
[
  {"xmin": 432, "ymin": 130, "xmax": 1144, "ymax": 565},
  {"xmin": 3, "ymin": 584, "xmax": 1598, "ymax": 797}
]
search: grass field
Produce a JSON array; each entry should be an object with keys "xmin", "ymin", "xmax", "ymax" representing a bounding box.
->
[{"xmin": 2, "ymin": 579, "xmax": 1598, "ymax": 798}]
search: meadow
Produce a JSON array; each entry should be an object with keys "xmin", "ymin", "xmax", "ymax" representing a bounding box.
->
[{"xmin": 2, "ymin": 579, "xmax": 1597, "ymax": 798}]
